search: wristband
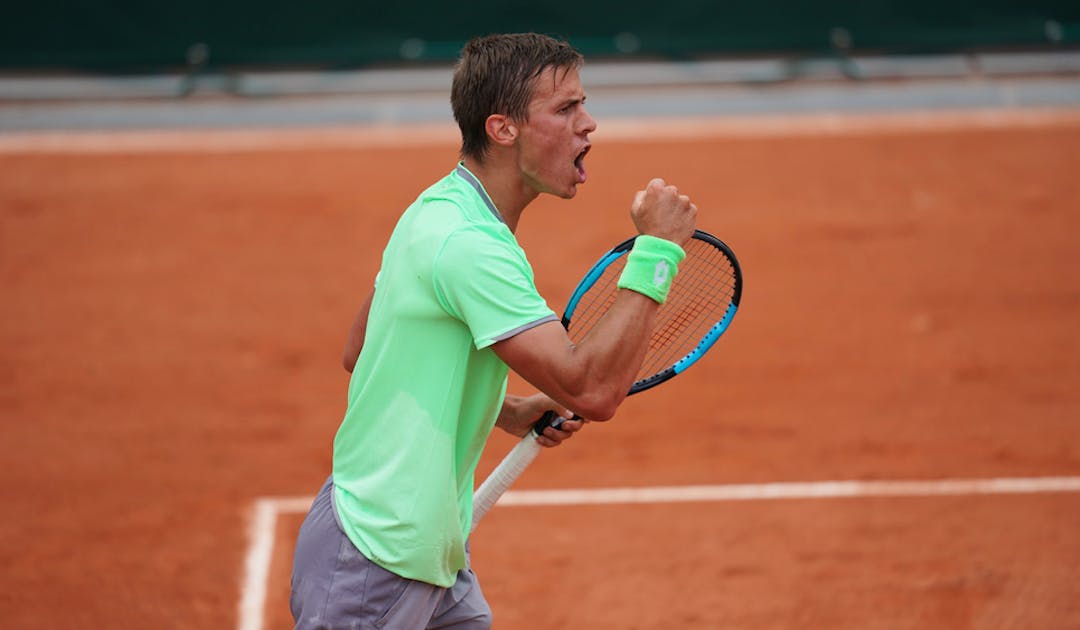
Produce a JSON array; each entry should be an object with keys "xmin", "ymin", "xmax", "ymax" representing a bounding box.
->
[{"xmin": 616, "ymin": 235, "xmax": 686, "ymax": 304}]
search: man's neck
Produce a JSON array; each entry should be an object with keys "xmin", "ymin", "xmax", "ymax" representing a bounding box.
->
[{"xmin": 461, "ymin": 156, "xmax": 538, "ymax": 233}]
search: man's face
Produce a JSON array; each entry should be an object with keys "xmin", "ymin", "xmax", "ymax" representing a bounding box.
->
[{"xmin": 515, "ymin": 65, "xmax": 597, "ymax": 199}]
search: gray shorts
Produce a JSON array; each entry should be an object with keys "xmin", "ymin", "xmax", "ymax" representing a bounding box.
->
[{"xmin": 290, "ymin": 477, "xmax": 492, "ymax": 630}]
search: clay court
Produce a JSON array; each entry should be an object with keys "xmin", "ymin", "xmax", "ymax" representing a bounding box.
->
[{"xmin": 3, "ymin": 107, "xmax": 1080, "ymax": 628}]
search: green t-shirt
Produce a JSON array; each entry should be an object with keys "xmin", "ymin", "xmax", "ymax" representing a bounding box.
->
[{"xmin": 332, "ymin": 164, "xmax": 557, "ymax": 587}]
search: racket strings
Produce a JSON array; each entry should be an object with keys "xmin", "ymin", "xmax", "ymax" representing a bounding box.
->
[
  {"xmin": 566, "ymin": 237, "xmax": 738, "ymax": 385},
  {"xmin": 643, "ymin": 241, "xmax": 735, "ymax": 378}
]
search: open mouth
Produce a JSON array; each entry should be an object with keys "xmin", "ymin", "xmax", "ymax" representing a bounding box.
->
[{"xmin": 574, "ymin": 145, "xmax": 591, "ymax": 182}]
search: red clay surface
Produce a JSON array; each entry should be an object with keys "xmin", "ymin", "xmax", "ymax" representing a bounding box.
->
[{"xmin": 3, "ymin": 120, "xmax": 1080, "ymax": 629}]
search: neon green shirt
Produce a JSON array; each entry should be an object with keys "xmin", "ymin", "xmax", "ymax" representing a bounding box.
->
[{"xmin": 332, "ymin": 164, "xmax": 557, "ymax": 586}]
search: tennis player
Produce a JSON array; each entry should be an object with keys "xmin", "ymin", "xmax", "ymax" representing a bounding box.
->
[{"xmin": 290, "ymin": 32, "xmax": 696, "ymax": 629}]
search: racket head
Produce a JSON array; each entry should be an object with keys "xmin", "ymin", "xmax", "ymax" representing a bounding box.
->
[{"xmin": 562, "ymin": 229, "xmax": 742, "ymax": 394}]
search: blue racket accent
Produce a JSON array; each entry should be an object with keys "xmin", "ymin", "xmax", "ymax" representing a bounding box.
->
[
  {"xmin": 673, "ymin": 302, "xmax": 738, "ymax": 375},
  {"xmin": 563, "ymin": 247, "xmax": 631, "ymax": 321}
]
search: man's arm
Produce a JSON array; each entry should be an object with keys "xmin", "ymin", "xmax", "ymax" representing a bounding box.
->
[
  {"xmin": 493, "ymin": 178, "xmax": 696, "ymax": 421},
  {"xmin": 343, "ymin": 288, "xmax": 375, "ymax": 373},
  {"xmin": 493, "ymin": 290, "xmax": 659, "ymax": 420}
]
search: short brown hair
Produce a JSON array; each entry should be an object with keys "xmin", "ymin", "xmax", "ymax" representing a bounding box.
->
[{"xmin": 451, "ymin": 33, "xmax": 584, "ymax": 162}]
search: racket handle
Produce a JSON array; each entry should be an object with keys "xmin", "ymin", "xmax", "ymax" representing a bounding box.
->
[
  {"xmin": 472, "ymin": 411, "xmax": 580, "ymax": 532},
  {"xmin": 472, "ymin": 433, "xmax": 542, "ymax": 532}
]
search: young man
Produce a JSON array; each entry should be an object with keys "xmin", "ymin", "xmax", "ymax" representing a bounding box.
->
[{"xmin": 291, "ymin": 33, "xmax": 696, "ymax": 629}]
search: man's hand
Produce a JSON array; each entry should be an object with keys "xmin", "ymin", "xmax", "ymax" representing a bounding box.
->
[
  {"xmin": 631, "ymin": 178, "xmax": 697, "ymax": 246},
  {"xmin": 496, "ymin": 393, "xmax": 586, "ymax": 448}
]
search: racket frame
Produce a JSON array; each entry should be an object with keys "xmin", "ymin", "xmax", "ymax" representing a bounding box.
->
[
  {"xmin": 471, "ymin": 228, "xmax": 742, "ymax": 531},
  {"xmin": 562, "ymin": 229, "xmax": 742, "ymax": 394}
]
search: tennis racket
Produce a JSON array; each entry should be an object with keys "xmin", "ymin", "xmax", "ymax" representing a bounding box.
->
[{"xmin": 471, "ymin": 229, "xmax": 743, "ymax": 531}]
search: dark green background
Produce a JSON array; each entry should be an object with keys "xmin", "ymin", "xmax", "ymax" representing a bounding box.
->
[{"xmin": 3, "ymin": 1, "xmax": 1078, "ymax": 72}]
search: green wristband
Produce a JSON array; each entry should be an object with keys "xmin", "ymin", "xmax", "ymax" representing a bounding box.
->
[{"xmin": 616, "ymin": 235, "xmax": 686, "ymax": 304}]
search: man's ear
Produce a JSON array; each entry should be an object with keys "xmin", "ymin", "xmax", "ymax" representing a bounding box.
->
[{"xmin": 485, "ymin": 114, "xmax": 518, "ymax": 147}]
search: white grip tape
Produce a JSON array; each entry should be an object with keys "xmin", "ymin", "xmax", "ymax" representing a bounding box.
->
[{"xmin": 471, "ymin": 431, "xmax": 542, "ymax": 532}]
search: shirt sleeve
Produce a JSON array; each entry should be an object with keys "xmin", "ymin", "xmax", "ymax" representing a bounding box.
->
[{"xmin": 433, "ymin": 227, "xmax": 558, "ymax": 349}]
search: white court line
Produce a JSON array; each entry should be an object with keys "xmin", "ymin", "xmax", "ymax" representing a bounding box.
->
[
  {"xmin": 494, "ymin": 476, "xmax": 1080, "ymax": 505},
  {"xmin": 7, "ymin": 107, "xmax": 1080, "ymax": 155},
  {"xmin": 238, "ymin": 476, "xmax": 1080, "ymax": 630},
  {"xmin": 238, "ymin": 500, "xmax": 279, "ymax": 630},
  {"xmin": 238, "ymin": 496, "xmax": 317, "ymax": 630}
]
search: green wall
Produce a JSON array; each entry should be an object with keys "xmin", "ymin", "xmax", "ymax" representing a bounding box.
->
[{"xmin": 2, "ymin": 1, "xmax": 1077, "ymax": 71}]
